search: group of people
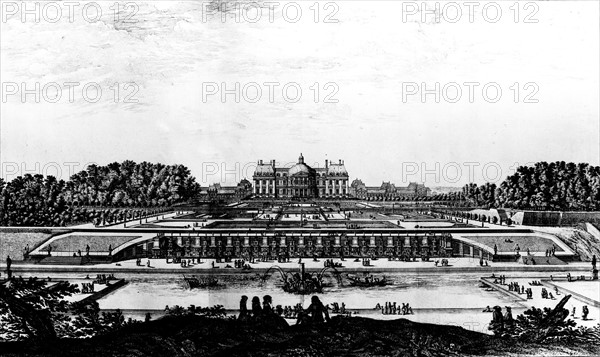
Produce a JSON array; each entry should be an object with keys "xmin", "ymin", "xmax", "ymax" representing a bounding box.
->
[
  {"xmin": 573, "ymin": 306, "xmax": 590, "ymax": 320},
  {"xmin": 281, "ymin": 303, "xmax": 304, "ymax": 319},
  {"xmin": 276, "ymin": 253, "xmax": 291, "ymax": 263},
  {"xmin": 375, "ymin": 302, "xmax": 413, "ymax": 315},
  {"xmin": 545, "ymin": 246, "xmax": 557, "ymax": 257},
  {"xmin": 507, "ymin": 281, "xmax": 533, "ymax": 299},
  {"xmin": 434, "ymin": 258, "xmax": 449, "ymax": 266},
  {"xmin": 135, "ymin": 257, "xmax": 151, "ymax": 267},
  {"xmin": 508, "ymin": 281, "xmax": 522, "ymax": 293},
  {"xmin": 80, "ymin": 282, "xmax": 95, "ymax": 293},
  {"xmin": 566, "ymin": 273, "xmax": 587, "ymax": 282},
  {"xmin": 529, "ymin": 280, "xmax": 542, "ymax": 286},
  {"xmin": 94, "ymin": 273, "xmax": 115, "ymax": 284},
  {"xmin": 324, "ymin": 259, "xmax": 343, "ymax": 268},
  {"xmin": 540, "ymin": 287, "xmax": 556, "ymax": 300},
  {"xmin": 234, "ymin": 259, "xmax": 252, "ymax": 269},
  {"xmin": 492, "ymin": 274, "xmax": 507, "ymax": 285},
  {"xmin": 238, "ymin": 295, "xmax": 331, "ymax": 326},
  {"xmin": 329, "ymin": 302, "xmax": 348, "ymax": 315},
  {"xmin": 488, "ymin": 306, "xmax": 514, "ymax": 334}
]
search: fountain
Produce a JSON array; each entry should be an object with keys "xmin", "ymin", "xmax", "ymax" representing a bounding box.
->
[{"xmin": 260, "ymin": 263, "xmax": 342, "ymax": 294}]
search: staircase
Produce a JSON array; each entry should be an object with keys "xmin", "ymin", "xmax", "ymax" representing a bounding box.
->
[
  {"xmin": 35, "ymin": 255, "xmax": 113, "ymax": 265},
  {"xmin": 36, "ymin": 256, "xmax": 84, "ymax": 265}
]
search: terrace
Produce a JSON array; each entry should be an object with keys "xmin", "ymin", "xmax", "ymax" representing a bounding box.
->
[
  {"xmin": 205, "ymin": 219, "xmax": 398, "ymax": 229},
  {"xmin": 455, "ymin": 232, "xmax": 574, "ymax": 257},
  {"xmin": 30, "ymin": 233, "xmax": 149, "ymax": 257}
]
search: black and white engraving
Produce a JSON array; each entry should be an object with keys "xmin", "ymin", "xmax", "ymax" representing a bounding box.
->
[{"xmin": 0, "ymin": 1, "xmax": 599, "ymax": 356}]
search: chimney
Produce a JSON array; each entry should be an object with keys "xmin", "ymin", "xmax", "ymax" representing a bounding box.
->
[
  {"xmin": 325, "ymin": 159, "xmax": 328, "ymax": 169},
  {"xmin": 271, "ymin": 159, "xmax": 275, "ymax": 167},
  {"xmin": 339, "ymin": 159, "xmax": 342, "ymax": 164},
  {"xmin": 259, "ymin": 159, "xmax": 263, "ymax": 165}
]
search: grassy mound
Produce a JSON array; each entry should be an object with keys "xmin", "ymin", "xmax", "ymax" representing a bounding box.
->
[{"xmin": 1, "ymin": 315, "xmax": 598, "ymax": 356}]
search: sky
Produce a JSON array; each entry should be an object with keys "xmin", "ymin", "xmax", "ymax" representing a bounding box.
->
[{"xmin": 1, "ymin": 1, "xmax": 599, "ymax": 187}]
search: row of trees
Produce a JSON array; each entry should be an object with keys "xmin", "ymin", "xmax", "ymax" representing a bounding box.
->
[
  {"xmin": 463, "ymin": 162, "xmax": 600, "ymax": 210},
  {"xmin": 0, "ymin": 161, "xmax": 201, "ymax": 226}
]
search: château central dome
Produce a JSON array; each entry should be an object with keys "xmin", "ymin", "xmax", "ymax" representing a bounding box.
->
[
  {"xmin": 289, "ymin": 162, "xmax": 312, "ymax": 176},
  {"xmin": 288, "ymin": 153, "xmax": 314, "ymax": 176}
]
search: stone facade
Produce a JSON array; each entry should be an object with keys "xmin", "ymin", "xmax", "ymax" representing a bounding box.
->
[
  {"xmin": 253, "ymin": 154, "xmax": 350, "ymax": 198},
  {"xmin": 350, "ymin": 180, "xmax": 430, "ymax": 199}
]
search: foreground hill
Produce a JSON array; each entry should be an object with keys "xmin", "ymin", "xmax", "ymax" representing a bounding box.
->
[{"xmin": 1, "ymin": 315, "xmax": 598, "ymax": 356}]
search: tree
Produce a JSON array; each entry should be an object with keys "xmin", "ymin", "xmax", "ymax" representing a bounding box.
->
[
  {"xmin": 0, "ymin": 161, "xmax": 202, "ymax": 226},
  {"xmin": 0, "ymin": 277, "xmax": 77, "ymax": 340},
  {"xmin": 464, "ymin": 162, "xmax": 600, "ymax": 211},
  {"xmin": 0, "ymin": 278, "xmax": 134, "ymax": 341}
]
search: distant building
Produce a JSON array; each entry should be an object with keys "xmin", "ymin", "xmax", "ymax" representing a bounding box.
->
[
  {"xmin": 350, "ymin": 179, "xmax": 430, "ymax": 199},
  {"xmin": 203, "ymin": 179, "xmax": 252, "ymax": 201},
  {"xmin": 253, "ymin": 153, "xmax": 349, "ymax": 198}
]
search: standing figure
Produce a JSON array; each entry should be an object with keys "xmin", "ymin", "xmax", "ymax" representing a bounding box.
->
[
  {"xmin": 582, "ymin": 306, "xmax": 589, "ymax": 320},
  {"xmin": 5, "ymin": 255, "xmax": 12, "ymax": 279}
]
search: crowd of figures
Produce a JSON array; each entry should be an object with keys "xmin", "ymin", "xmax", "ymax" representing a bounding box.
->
[
  {"xmin": 489, "ymin": 274, "xmax": 593, "ymax": 318},
  {"xmin": 487, "ymin": 303, "xmax": 591, "ymax": 336},
  {"xmin": 375, "ymin": 302, "xmax": 414, "ymax": 315},
  {"xmin": 238, "ymin": 295, "xmax": 331, "ymax": 326},
  {"xmin": 566, "ymin": 273, "xmax": 589, "ymax": 282},
  {"xmin": 324, "ymin": 259, "xmax": 343, "ymax": 268},
  {"xmin": 329, "ymin": 302, "xmax": 351, "ymax": 316},
  {"xmin": 93, "ymin": 274, "xmax": 115, "ymax": 284},
  {"xmin": 80, "ymin": 282, "xmax": 95, "ymax": 293},
  {"xmin": 234, "ymin": 259, "xmax": 252, "ymax": 269},
  {"xmin": 78, "ymin": 274, "xmax": 116, "ymax": 293}
]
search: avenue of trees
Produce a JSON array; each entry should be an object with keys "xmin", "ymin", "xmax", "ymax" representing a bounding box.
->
[
  {"xmin": 463, "ymin": 162, "xmax": 600, "ymax": 210},
  {"xmin": 0, "ymin": 161, "xmax": 201, "ymax": 226}
]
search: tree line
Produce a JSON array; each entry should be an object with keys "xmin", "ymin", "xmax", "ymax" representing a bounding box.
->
[
  {"xmin": 0, "ymin": 161, "xmax": 201, "ymax": 226},
  {"xmin": 463, "ymin": 162, "xmax": 600, "ymax": 210}
]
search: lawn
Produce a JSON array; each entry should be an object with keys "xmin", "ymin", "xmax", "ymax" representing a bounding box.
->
[
  {"xmin": 0, "ymin": 232, "xmax": 52, "ymax": 260},
  {"xmin": 463, "ymin": 235, "xmax": 563, "ymax": 253},
  {"xmin": 49, "ymin": 235, "xmax": 141, "ymax": 253}
]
